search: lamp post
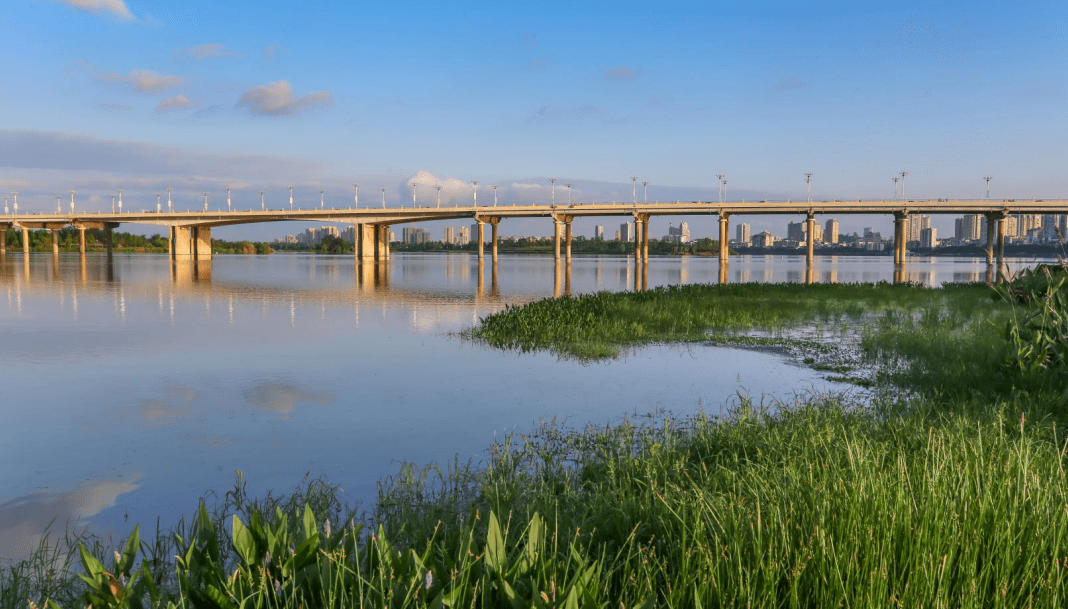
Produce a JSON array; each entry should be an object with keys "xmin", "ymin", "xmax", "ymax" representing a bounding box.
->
[
  {"xmin": 642, "ymin": 180, "xmax": 648, "ymax": 203},
  {"xmin": 381, "ymin": 188, "xmax": 386, "ymax": 208},
  {"xmin": 436, "ymin": 185, "xmax": 442, "ymax": 207},
  {"xmin": 721, "ymin": 179, "xmax": 727, "ymax": 202},
  {"xmin": 565, "ymin": 183, "xmax": 572, "ymax": 205},
  {"xmin": 804, "ymin": 173, "xmax": 813, "ymax": 203},
  {"xmin": 12, "ymin": 192, "xmax": 18, "ymax": 215},
  {"xmin": 111, "ymin": 194, "xmax": 116, "ymax": 213},
  {"xmin": 320, "ymin": 189, "xmax": 325, "ymax": 209},
  {"xmin": 472, "ymin": 181, "xmax": 478, "ymax": 206},
  {"xmin": 550, "ymin": 178, "xmax": 556, "ymax": 206},
  {"xmin": 631, "ymin": 175, "xmax": 637, "ymax": 203},
  {"xmin": 227, "ymin": 185, "xmax": 232, "ymax": 211},
  {"xmin": 984, "ymin": 175, "xmax": 993, "ymax": 200},
  {"xmin": 491, "ymin": 184, "xmax": 498, "ymax": 207},
  {"xmin": 118, "ymin": 190, "xmax": 124, "ymax": 213},
  {"xmin": 3, "ymin": 197, "xmax": 8, "ymax": 214},
  {"xmin": 410, "ymin": 182, "xmax": 417, "ymax": 206},
  {"xmin": 260, "ymin": 190, "xmax": 265, "ymax": 210},
  {"xmin": 900, "ymin": 171, "xmax": 908, "ymax": 201},
  {"xmin": 202, "ymin": 192, "xmax": 208, "ymax": 212},
  {"xmin": 892, "ymin": 176, "xmax": 899, "ymax": 200},
  {"xmin": 166, "ymin": 188, "xmax": 173, "ymax": 212},
  {"xmin": 69, "ymin": 190, "xmax": 76, "ymax": 213},
  {"xmin": 716, "ymin": 174, "xmax": 724, "ymax": 203},
  {"xmin": 56, "ymin": 196, "xmax": 61, "ymax": 213},
  {"xmin": 289, "ymin": 185, "xmax": 294, "ymax": 210},
  {"xmin": 156, "ymin": 193, "xmax": 161, "ymax": 213},
  {"xmin": 353, "ymin": 184, "xmax": 358, "ymax": 208}
]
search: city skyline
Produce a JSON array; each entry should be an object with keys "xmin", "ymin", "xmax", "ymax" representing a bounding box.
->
[{"xmin": 2, "ymin": 1, "xmax": 1065, "ymax": 241}]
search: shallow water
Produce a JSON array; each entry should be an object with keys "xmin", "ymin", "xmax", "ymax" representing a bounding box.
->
[{"xmin": 0, "ymin": 252, "xmax": 1052, "ymax": 561}]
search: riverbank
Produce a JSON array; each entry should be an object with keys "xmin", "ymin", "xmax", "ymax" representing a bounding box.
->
[{"xmin": 5, "ymin": 270, "xmax": 1068, "ymax": 607}]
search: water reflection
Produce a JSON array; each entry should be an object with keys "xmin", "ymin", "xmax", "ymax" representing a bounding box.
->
[
  {"xmin": 244, "ymin": 381, "xmax": 334, "ymax": 418},
  {"xmin": 0, "ymin": 477, "xmax": 140, "ymax": 563}
]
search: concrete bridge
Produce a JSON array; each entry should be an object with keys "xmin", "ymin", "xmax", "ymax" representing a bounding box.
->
[{"xmin": 1, "ymin": 199, "xmax": 1065, "ymax": 270}]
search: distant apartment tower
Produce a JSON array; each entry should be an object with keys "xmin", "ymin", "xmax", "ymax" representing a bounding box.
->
[
  {"xmin": 787, "ymin": 221, "xmax": 806, "ymax": 242},
  {"xmin": 666, "ymin": 221, "xmax": 690, "ymax": 243},
  {"xmin": 752, "ymin": 231, "xmax": 777, "ymax": 248},
  {"xmin": 736, "ymin": 222, "xmax": 751, "ymax": 244},
  {"xmin": 595, "ymin": 225, "xmax": 604, "ymax": 240},
  {"xmin": 458, "ymin": 226, "xmax": 470, "ymax": 246},
  {"xmin": 906, "ymin": 215, "xmax": 931, "ymax": 244},
  {"xmin": 403, "ymin": 227, "xmax": 430, "ymax": 244},
  {"xmin": 1043, "ymin": 214, "xmax": 1068, "ymax": 243},
  {"xmin": 824, "ymin": 219, "xmax": 839, "ymax": 244},
  {"xmin": 955, "ymin": 214, "xmax": 982, "ymax": 241},
  {"xmin": 620, "ymin": 222, "xmax": 633, "ymax": 242},
  {"xmin": 920, "ymin": 227, "xmax": 938, "ymax": 249},
  {"xmin": 614, "ymin": 229, "xmax": 622, "ymax": 240},
  {"xmin": 444, "ymin": 226, "xmax": 455, "ymax": 244}
]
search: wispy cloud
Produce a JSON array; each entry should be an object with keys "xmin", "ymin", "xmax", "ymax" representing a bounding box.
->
[
  {"xmin": 184, "ymin": 43, "xmax": 241, "ymax": 60},
  {"xmin": 235, "ymin": 81, "xmax": 331, "ymax": 116},
  {"xmin": 48, "ymin": 0, "xmax": 134, "ymax": 20},
  {"xmin": 606, "ymin": 66, "xmax": 638, "ymax": 81},
  {"xmin": 155, "ymin": 95, "xmax": 195, "ymax": 112},
  {"xmin": 264, "ymin": 44, "xmax": 285, "ymax": 59},
  {"xmin": 98, "ymin": 69, "xmax": 184, "ymax": 94}
]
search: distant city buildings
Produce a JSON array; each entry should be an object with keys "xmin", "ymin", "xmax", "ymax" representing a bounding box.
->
[
  {"xmin": 620, "ymin": 222, "xmax": 633, "ymax": 242},
  {"xmin": 736, "ymin": 222, "xmax": 751, "ymax": 245},
  {"xmin": 595, "ymin": 225, "xmax": 604, "ymax": 240},
  {"xmin": 824, "ymin": 219, "xmax": 839, "ymax": 244},
  {"xmin": 664, "ymin": 221, "xmax": 690, "ymax": 244}
]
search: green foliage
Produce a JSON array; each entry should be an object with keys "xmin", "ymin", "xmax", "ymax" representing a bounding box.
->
[{"xmin": 995, "ymin": 263, "xmax": 1068, "ymax": 390}]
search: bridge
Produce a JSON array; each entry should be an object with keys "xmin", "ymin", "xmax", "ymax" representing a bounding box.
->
[{"xmin": 1, "ymin": 199, "xmax": 1065, "ymax": 270}]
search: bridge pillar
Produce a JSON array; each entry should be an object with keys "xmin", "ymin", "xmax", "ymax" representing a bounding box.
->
[
  {"xmin": 22, "ymin": 228, "xmax": 30, "ymax": 256},
  {"xmin": 355, "ymin": 223, "xmax": 375, "ymax": 262},
  {"xmin": 490, "ymin": 218, "xmax": 499, "ymax": 263},
  {"xmin": 564, "ymin": 216, "xmax": 573, "ymax": 262},
  {"xmin": 893, "ymin": 212, "xmax": 908, "ymax": 264},
  {"xmin": 172, "ymin": 226, "xmax": 193, "ymax": 260},
  {"xmin": 196, "ymin": 227, "xmax": 212, "ymax": 260},
  {"xmin": 995, "ymin": 214, "xmax": 1006, "ymax": 273},
  {"xmin": 718, "ymin": 212, "xmax": 730, "ymax": 261},
  {"xmin": 641, "ymin": 215, "xmax": 650, "ymax": 261},
  {"xmin": 984, "ymin": 215, "xmax": 997, "ymax": 266},
  {"xmin": 51, "ymin": 229, "xmax": 60, "ymax": 256},
  {"xmin": 476, "ymin": 220, "xmax": 485, "ymax": 260},
  {"xmin": 105, "ymin": 228, "xmax": 113, "ymax": 262},
  {"xmin": 78, "ymin": 228, "xmax": 86, "ymax": 255},
  {"xmin": 553, "ymin": 219, "xmax": 562, "ymax": 260},
  {"xmin": 633, "ymin": 218, "xmax": 643, "ymax": 262},
  {"xmin": 805, "ymin": 212, "xmax": 816, "ymax": 264},
  {"xmin": 375, "ymin": 224, "xmax": 390, "ymax": 260}
]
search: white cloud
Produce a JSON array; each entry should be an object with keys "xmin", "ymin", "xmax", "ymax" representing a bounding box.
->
[
  {"xmin": 186, "ymin": 43, "xmax": 241, "ymax": 60},
  {"xmin": 606, "ymin": 66, "xmax": 638, "ymax": 80},
  {"xmin": 99, "ymin": 69, "xmax": 184, "ymax": 94},
  {"xmin": 155, "ymin": 95, "xmax": 195, "ymax": 112},
  {"xmin": 48, "ymin": 0, "xmax": 134, "ymax": 20},
  {"xmin": 264, "ymin": 43, "xmax": 285, "ymax": 59},
  {"xmin": 235, "ymin": 81, "xmax": 331, "ymax": 116}
]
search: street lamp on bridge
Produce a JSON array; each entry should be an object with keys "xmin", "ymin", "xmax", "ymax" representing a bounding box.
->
[
  {"xmin": 491, "ymin": 184, "xmax": 498, "ymax": 207},
  {"xmin": 288, "ymin": 185, "xmax": 294, "ymax": 210},
  {"xmin": 70, "ymin": 190, "xmax": 77, "ymax": 213},
  {"xmin": 381, "ymin": 188, "xmax": 386, "ymax": 208},
  {"xmin": 117, "ymin": 190, "xmax": 123, "ymax": 213},
  {"xmin": 166, "ymin": 188, "xmax": 174, "ymax": 212},
  {"xmin": 227, "ymin": 185, "xmax": 232, "ymax": 212},
  {"xmin": 900, "ymin": 171, "xmax": 909, "ymax": 201},
  {"xmin": 642, "ymin": 180, "xmax": 648, "ymax": 204},
  {"xmin": 3, "ymin": 197, "xmax": 8, "ymax": 214},
  {"xmin": 804, "ymin": 173, "xmax": 813, "ymax": 203},
  {"xmin": 260, "ymin": 190, "xmax": 265, "ymax": 211},
  {"xmin": 320, "ymin": 189, "xmax": 325, "ymax": 209},
  {"xmin": 156, "ymin": 193, "xmax": 161, "ymax": 213},
  {"xmin": 12, "ymin": 192, "xmax": 18, "ymax": 215},
  {"xmin": 716, "ymin": 174, "xmax": 724, "ymax": 203},
  {"xmin": 630, "ymin": 175, "xmax": 637, "ymax": 203},
  {"xmin": 56, "ymin": 196, "xmax": 61, "ymax": 213},
  {"xmin": 892, "ymin": 175, "xmax": 899, "ymax": 201},
  {"xmin": 984, "ymin": 175, "xmax": 993, "ymax": 200},
  {"xmin": 721, "ymin": 179, "xmax": 727, "ymax": 202},
  {"xmin": 472, "ymin": 181, "xmax": 478, "ymax": 206},
  {"xmin": 550, "ymin": 178, "xmax": 556, "ymax": 206},
  {"xmin": 565, "ymin": 183, "xmax": 572, "ymax": 205},
  {"xmin": 202, "ymin": 192, "xmax": 208, "ymax": 212},
  {"xmin": 435, "ymin": 185, "xmax": 442, "ymax": 208},
  {"xmin": 410, "ymin": 182, "xmax": 417, "ymax": 206}
]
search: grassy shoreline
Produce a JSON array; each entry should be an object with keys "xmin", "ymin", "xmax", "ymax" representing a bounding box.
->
[{"xmin": 5, "ymin": 272, "xmax": 1068, "ymax": 607}]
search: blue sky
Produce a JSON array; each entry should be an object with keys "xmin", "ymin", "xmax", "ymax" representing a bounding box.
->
[{"xmin": 1, "ymin": 0, "xmax": 1065, "ymax": 240}]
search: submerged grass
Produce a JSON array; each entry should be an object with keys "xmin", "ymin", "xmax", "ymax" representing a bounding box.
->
[{"xmin": 7, "ymin": 276, "xmax": 1068, "ymax": 607}]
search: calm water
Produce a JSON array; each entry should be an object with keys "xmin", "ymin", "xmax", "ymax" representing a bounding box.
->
[{"xmin": 0, "ymin": 252, "xmax": 1052, "ymax": 561}]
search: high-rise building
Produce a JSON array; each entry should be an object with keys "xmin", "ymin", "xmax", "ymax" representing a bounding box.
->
[
  {"xmin": 444, "ymin": 226, "xmax": 455, "ymax": 244},
  {"xmin": 458, "ymin": 226, "xmax": 470, "ymax": 245},
  {"xmin": 906, "ymin": 215, "xmax": 931, "ymax": 244},
  {"xmin": 666, "ymin": 222, "xmax": 690, "ymax": 243},
  {"xmin": 920, "ymin": 227, "xmax": 937, "ymax": 249},
  {"xmin": 736, "ymin": 222, "xmax": 751, "ymax": 244},
  {"xmin": 787, "ymin": 221, "xmax": 806, "ymax": 241},
  {"xmin": 824, "ymin": 219, "xmax": 839, "ymax": 244},
  {"xmin": 595, "ymin": 225, "xmax": 604, "ymax": 240},
  {"xmin": 620, "ymin": 222, "xmax": 633, "ymax": 242},
  {"xmin": 752, "ymin": 231, "xmax": 777, "ymax": 248},
  {"xmin": 955, "ymin": 214, "xmax": 982, "ymax": 241}
]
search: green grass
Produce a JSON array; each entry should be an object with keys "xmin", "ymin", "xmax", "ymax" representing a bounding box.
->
[{"xmin": 7, "ymin": 275, "xmax": 1068, "ymax": 607}]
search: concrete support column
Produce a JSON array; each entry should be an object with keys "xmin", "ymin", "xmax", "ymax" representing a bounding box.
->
[
  {"xmin": 173, "ymin": 226, "xmax": 192, "ymax": 260},
  {"xmin": 553, "ymin": 220, "xmax": 562, "ymax": 260},
  {"xmin": 168, "ymin": 227, "xmax": 174, "ymax": 259},
  {"xmin": 375, "ymin": 224, "xmax": 390, "ymax": 260},
  {"xmin": 355, "ymin": 223, "xmax": 375, "ymax": 262},
  {"xmin": 51, "ymin": 229, "xmax": 60, "ymax": 256},
  {"xmin": 718, "ymin": 213, "xmax": 730, "ymax": 261},
  {"xmin": 194, "ymin": 227, "xmax": 212, "ymax": 260},
  {"xmin": 78, "ymin": 228, "xmax": 86, "ymax": 255},
  {"xmin": 633, "ymin": 218, "xmax": 643, "ymax": 262},
  {"xmin": 22, "ymin": 228, "xmax": 30, "ymax": 256},
  {"xmin": 985, "ymin": 215, "xmax": 997, "ymax": 266},
  {"xmin": 893, "ymin": 213, "xmax": 907, "ymax": 264},
  {"xmin": 564, "ymin": 217, "xmax": 573, "ymax": 262},
  {"xmin": 642, "ymin": 215, "xmax": 650, "ymax": 261},
  {"xmin": 104, "ymin": 228, "xmax": 113, "ymax": 261},
  {"xmin": 805, "ymin": 212, "xmax": 815, "ymax": 264},
  {"xmin": 490, "ymin": 219, "xmax": 499, "ymax": 263},
  {"xmin": 996, "ymin": 215, "xmax": 1006, "ymax": 271},
  {"xmin": 476, "ymin": 221, "xmax": 485, "ymax": 260}
]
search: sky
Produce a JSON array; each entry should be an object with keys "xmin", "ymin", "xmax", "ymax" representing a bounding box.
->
[{"xmin": 1, "ymin": 0, "xmax": 1065, "ymax": 241}]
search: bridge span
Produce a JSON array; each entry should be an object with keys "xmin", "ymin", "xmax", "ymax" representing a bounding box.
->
[{"xmin": 1, "ymin": 198, "xmax": 1065, "ymax": 270}]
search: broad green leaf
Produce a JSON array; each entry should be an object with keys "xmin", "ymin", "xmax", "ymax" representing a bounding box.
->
[
  {"xmin": 301, "ymin": 503, "xmax": 316, "ymax": 541},
  {"xmin": 118, "ymin": 524, "xmax": 140, "ymax": 574},
  {"xmin": 78, "ymin": 541, "xmax": 107, "ymax": 578},
  {"xmin": 231, "ymin": 516, "xmax": 255, "ymax": 565},
  {"xmin": 486, "ymin": 511, "xmax": 506, "ymax": 573}
]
